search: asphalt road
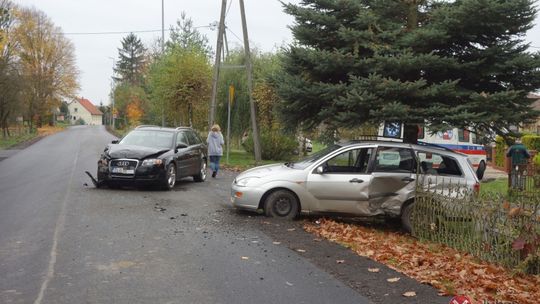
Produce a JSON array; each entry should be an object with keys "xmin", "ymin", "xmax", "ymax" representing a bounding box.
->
[{"xmin": 0, "ymin": 126, "xmax": 449, "ymax": 304}]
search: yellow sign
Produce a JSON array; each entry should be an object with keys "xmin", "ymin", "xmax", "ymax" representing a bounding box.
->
[{"xmin": 229, "ymin": 85, "xmax": 235, "ymax": 105}]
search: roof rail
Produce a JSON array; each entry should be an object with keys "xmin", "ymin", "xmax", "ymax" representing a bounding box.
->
[
  {"xmin": 416, "ymin": 141, "xmax": 455, "ymax": 152},
  {"xmin": 175, "ymin": 126, "xmax": 191, "ymax": 130},
  {"xmin": 135, "ymin": 125, "xmax": 159, "ymax": 129},
  {"xmin": 346, "ymin": 136, "xmax": 456, "ymax": 153}
]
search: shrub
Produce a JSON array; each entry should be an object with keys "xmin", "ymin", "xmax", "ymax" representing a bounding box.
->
[
  {"xmin": 243, "ymin": 130, "xmax": 297, "ymax": 160},
  {"xmin": 75, "ymin": 118, "xmax": 86, "ymax": 125},
  {"xmin": 522, "ymin": 135, "xmax": 540, "ymax": 151},
  {"xmin": 495, "ymin": 136, "xmax": 507, "ymax": 168},
  {"xmin": 533, "ymin": 153, "xmax": 540, "ymax": 167}
]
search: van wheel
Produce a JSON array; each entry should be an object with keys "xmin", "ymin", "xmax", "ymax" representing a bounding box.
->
[
  {"xmin": 401, "ymin": 202, "xmax": 415, "ymax": 234},
  {"xmin": 264, "ymin": 190, "xmax": 299, "ymax": 220},
  {"xmin": 476, "ymin": 161, "xmax": 486, "ymax": 180}
]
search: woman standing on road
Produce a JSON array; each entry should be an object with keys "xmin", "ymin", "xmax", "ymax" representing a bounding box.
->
[{"xmin": 207, "ymin": 124, "xmax": 224, "ymax": 178}]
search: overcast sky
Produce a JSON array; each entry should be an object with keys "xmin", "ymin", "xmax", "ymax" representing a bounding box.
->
[{"xmin": 14, "ymin": 0, "xmax": 540, "ymax": 106}]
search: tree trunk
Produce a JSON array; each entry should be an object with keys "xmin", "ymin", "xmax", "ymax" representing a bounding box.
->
[{"xmin": 403, "ymin": 123, "xmax": 419, "ymax": 144}]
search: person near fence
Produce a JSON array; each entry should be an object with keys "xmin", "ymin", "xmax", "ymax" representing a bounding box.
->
[
  {"xmin": 506, "ymin": 138, "xmax": 530, "ymax": 189},
  {"xmin": 207, "ymin": 124, "xmax": 224, "ymax": 178}
]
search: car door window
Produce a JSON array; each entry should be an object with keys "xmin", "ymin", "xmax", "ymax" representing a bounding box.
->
[
  {"xmin": 374, "ymin": 147, "xmax": 415, "ymax": 172},
  {"xmin": 176, "ymin": 132, "xmax": 188, "ymax": 146},
  {"xmin": 417, "ymin": 151, "xmax": 462, "ymax": 176},
  {"xmin": 186, "ymin": 131, "xmax": 201, "ymax": 146},
  {"xmin": 324, "ymin": 148, "xmax": 373, "ymax": 173}
]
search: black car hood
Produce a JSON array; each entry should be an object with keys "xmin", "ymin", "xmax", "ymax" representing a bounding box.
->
[{"xmin": 106, "ymin": 144, "xmax": 170, "ymax": 160}]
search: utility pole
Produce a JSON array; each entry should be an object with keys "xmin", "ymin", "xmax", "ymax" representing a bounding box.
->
[
  {"xmin": 209, "ymin": 0, "xmax": 228, "ymax": 129},
  {"xmin": 108, "ymin": 57, "xmax": 116, "ymax": 130},
  {"xmin": 223, "ymin": 29, "xmax": 229, "ymax": 59},
  {"xmin": 239, "ymin": 0, "xmax": 261, "ymax": 163},
  {"xmin": 161, "ymin": 0, "xmax": 165, "ymax": 127}
]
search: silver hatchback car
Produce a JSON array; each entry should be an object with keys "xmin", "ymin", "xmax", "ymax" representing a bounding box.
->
[{"xmin": 231, "ymin": 141, "xmax": 480, "ymax": 231}]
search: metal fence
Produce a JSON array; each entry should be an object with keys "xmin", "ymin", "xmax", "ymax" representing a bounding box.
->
[{"xmin": 412, "ymin": 177, "xmax": 540, "ymax": 274}]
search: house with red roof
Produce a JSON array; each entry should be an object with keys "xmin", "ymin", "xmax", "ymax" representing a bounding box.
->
[{"xmin": 68, "ymin": 97, "xmax": 103, "ymax": 125}]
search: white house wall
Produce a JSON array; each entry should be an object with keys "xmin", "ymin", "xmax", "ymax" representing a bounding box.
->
[{"xmin": 68, "ymin": 101, "xmax": 103, "ymax": 125}]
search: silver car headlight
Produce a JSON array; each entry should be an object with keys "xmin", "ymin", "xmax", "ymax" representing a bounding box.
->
[
  {"xmin": 141, "ymin": 159, "xmax": 163, "ymax": 166},
  {"xmin": 235, "ymin": 176, "xmax": 260, "ymax": 187}
]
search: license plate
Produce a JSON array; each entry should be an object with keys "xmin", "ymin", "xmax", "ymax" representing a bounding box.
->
[{"xmin": 112, "ymin": 167, "xmax": 134, "ymax": 174}]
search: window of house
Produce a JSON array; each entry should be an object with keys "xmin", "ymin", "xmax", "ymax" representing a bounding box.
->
[{"xmin": 74, "ymin": 107, "xmax": 78, "ymax": 112}]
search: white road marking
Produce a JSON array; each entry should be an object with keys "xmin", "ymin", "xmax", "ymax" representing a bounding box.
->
[{"xmin": 33, "ymin": 145, "xmax": 80, "ymax": 304}]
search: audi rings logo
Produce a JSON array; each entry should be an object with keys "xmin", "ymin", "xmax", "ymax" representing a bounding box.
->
[{"xmin": 117, "ymin": 161, "xmax": 130, "ymax": 167}]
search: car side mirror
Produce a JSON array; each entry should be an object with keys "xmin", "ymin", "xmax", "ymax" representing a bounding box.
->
[
  {"xmin": 316, "ymin": 166, "xmax": 326, "ymax": 174},
  {"xmin": 111, "ymin": 140, "xmax": 119, "ymax": 144}
]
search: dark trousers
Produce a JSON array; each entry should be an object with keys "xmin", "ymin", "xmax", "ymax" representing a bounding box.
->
[{"xmin": 209, "ymin": 155, "xmax": 221, "ymax": 173}]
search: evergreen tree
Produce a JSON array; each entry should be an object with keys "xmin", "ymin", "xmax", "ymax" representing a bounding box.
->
[
  {"xmin": 167, "ymin": 12, "xmax": 212, "ymax": 56},
  {"xmin": 114, "ymin": 33, "xmax": 147, "ymax": 86},
  {"xmin": 276, "ymin": 0, "xmax": 540, "ymax": 143}
]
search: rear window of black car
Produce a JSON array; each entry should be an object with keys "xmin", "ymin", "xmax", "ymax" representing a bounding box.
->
[{"xmin": 120, "ymin": 130, "xmax": 174, "ymax": 149}]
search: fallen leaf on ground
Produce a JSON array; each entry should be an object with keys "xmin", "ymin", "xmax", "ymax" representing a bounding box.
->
[
  {"xmin": 403, "ymin": 291, "xmax": 416, "ymax": 297},
  {"xmin": 336, "ymin": 260, "xmax": 345, "ymax": 264},
  {"xmin": 272, "ymin": 241, "xmax": 281, "ymax": 245},
  {"xmin": 368, "ymin": 268, "xmax": 380, "ymax": 273},
  {"xmin": 387, "ymin": 277, "xmax": 400, "ymax": 283},
  {"xmin": 286, "ymin": 281, "xmax": 293, "ymax": 286},
  {"xmin": 296, "ymin": 249, "xmax": 306, "ymax": 253},
  {"xmin": 287, "ymin": 228, "xmax": 296, "ymax": 231},
  {"xmin": 241, "ymin": 256, "xmax": 249, "ymax": 260}
]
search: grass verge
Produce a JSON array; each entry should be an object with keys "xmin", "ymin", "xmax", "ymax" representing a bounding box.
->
[{"xmin": 0, "ymin": 125, "xmax": 66, "ymax": 149}]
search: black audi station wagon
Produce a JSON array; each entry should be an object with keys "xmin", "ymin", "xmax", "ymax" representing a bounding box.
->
[{"xmin": 97, "ymin": 125, "xmax": 207, "ymax": 190}]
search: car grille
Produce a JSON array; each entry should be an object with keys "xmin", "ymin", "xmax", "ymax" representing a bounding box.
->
[{"xmin": 109, "ymin": 159, "xmax": 139, "ymax": 178}]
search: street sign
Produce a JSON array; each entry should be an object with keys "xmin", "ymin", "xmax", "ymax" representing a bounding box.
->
[{"xmin": 229, "ymin": 85, "xmax": 235, "ymax": 105}]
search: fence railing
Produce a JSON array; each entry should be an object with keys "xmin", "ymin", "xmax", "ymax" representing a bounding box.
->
[{"xmin": 412, "ymin": 177, "xmax": 540, "ymax": 274}]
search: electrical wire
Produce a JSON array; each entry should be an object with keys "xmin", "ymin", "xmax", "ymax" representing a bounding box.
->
[
  {"xmin": 62, "ymin": 25, "xmax": 212, "ymax": 36},
  {"xmin": 225, "ymin": 0, "xmax": 233, "ymax": 18},
  {"xmin": 226, "ymin": 27, "xmax": 243, "ymax": 45}
]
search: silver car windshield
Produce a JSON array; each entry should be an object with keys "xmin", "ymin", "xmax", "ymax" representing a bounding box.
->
[
  {"xmin": 290, "ymin": 144, "xmax": 342, "ymax": 169},
  {"xmin": 119, "ymin": 130, "xmax": 174, "ymax": 149}
]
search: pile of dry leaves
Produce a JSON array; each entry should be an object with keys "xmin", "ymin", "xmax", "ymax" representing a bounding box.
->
[{"xmin": 304, "ymin": 218, "xmax": 540, "ymax": 304}]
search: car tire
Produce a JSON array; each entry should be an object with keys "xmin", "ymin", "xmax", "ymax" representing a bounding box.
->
[
  {"xmin": 193, "ymin": 158, "xmax": 207, "ymax": 182},
  {"xmin": 264, "ymin": 190, "xmax": 299, "ymax": 220},
  {"xmin": 476, "ymin": 160, "xmax": 486, "ymax": 180},
  {"xmin": 401, "ymin": 201, "xmax": 415, "ymax": 234},
  {"xmin": 162, "ymin": 163, "xmax": 176, "ymax": 190}
]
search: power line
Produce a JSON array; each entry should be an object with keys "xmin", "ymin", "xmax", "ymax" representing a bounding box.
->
[
  {"xmin": 225, "ymin": 0, "xmax": 233, "ymax": 18},
  {"xmin": 62, "ymin": 25, "xmax": 212, "ymax": 36},
  {"xmin": 226, "ymin": 27, "xmax": 243, "ymax": 45}
]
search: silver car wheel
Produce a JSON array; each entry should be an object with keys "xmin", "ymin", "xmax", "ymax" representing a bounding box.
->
[
  {"xmin": 200, "ymin": 161, "xmax": 207, "ymax": 180},
  {"xmin": 193, "ymin": 159, "xmax": 207, "ymax": 182},
  {"xmin": 167, "ymin": 164, "xmax": 176, "ymax": 188}
]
